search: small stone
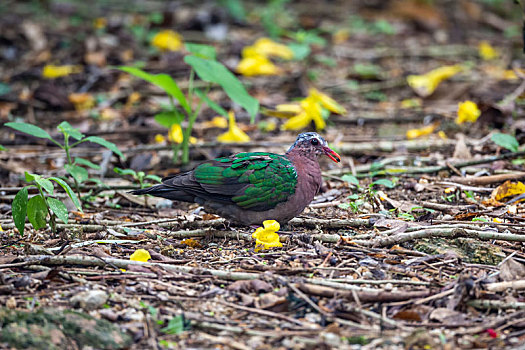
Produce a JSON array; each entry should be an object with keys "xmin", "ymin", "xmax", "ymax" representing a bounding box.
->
[
  {"xmin": 70, "ymin": 290, "xmax": 108, "ymax": 311},
  {"xmin": 384, "ymin": 282, "xmax": 393, "ymax": 291}
]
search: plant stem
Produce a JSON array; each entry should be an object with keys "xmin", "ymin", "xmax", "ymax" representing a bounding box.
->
[
  {"xmin": 181, "ymin": 84, "xmax": 211, "ymax": 164},
  {"xmin": 36, "ymin": 183, "xmax": 56, "ymax": 234},
  {"xmin": 64, "ymin": 136, "xmax": 82, "ymax": 199}
]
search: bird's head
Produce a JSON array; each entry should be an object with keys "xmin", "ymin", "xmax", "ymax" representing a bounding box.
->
[{"xmin": 287, "ymin": 132, "xmax": 341, "ymax": 163}]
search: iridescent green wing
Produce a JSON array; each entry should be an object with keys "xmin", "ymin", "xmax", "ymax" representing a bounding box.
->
[{"xmin": 194, "ymin": 152, "xmax": 297, "ymax": 211}]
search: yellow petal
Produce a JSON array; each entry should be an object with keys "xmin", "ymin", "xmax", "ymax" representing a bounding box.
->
[
  {"xmin": 281, "ymin": 111, "xmax": 312, "ymax": 131},
  {"xmin": 262, "ymin": 220, "xmax": 280, "ymax": 232},
  {"xmin": 407, "ymin": 65, "xmax": 463, "ymax": 97},
  {"xmin": 455, "ymin": 100, "xmax": 481, "ymax": 124},
  {"xmin": 68, "ymin": 93, "xmax": 95, "ymax": 111},
  {"xmin": 217, "ymin": 111, "xmax": 251, "ymax": 143},
  {"xmin": 406, "ymin": 123, "xmax": 437, "ymax": 139},
  {"xmin": 236, "ymin": 55, "xmax": 281, "ymax": 77},
  {"xmin": 42, "ymin": 64, "xmax": 83, "ymax": 79},
  {"xmin": 261, "ymin": 104, "xmax": 301, "ymax": 118},
  {"xmin": 438, "ymin": 131, "xmax": 448, "ymax": 140},
  {"xmin": 168, "ymin": 124, "xmax": 184, "ymax": 143},
  {"xmin": 252, "ymin": 220, "xmax": 282, "ymax": 252},
  {"xmin": 151, "ymin": 30, "xmax": 183, "ymax": 52},
  {"xmin": 130, "ymin": 248, "xmax": 151, "ymax": 262},
  {"xmin": 400, "ymin": 98, "xmax": 422, "ymax": 109},
  {"xmin": 154, "ymin": 134, "xmax": 166, "ymax": 144},
  {"xmin": 308, "ymin": 88, "xmax": 347, "ymax": 115},
  {"xmin": 302, "ymin": 98, "xmax": 325, "ymax": 130},
  {"xmin": 251, "ymin": 38, "xmax": 294, "ymax": 60},
  {"xmin": 203, "ymin": 116, "xmax": 228, "ymax": 128},
  {"xmin": 479, "ymin": 41, "xmax": 499, "ymax": 61}
]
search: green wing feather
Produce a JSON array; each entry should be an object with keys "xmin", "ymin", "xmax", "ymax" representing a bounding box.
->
[{"xmin": 194, "ymin": 152, "xmax": 297, "ymax": 211}]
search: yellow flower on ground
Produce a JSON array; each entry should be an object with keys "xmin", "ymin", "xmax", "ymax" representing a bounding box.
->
[
  {"xmin": 252, "ymin": 220, "xmax": 282, "ymax": 252},
  {"xmin": 250, "ymin": 38, "xmax": 294, "ymax": 60},
  {"xmin": 237, "ymin": 54, "xmax": 281, "ymax": 76},
  {"xmin": 168, "ymin": 124, "xmax": 197, "ymax": 144},
  {"xmin": 406, "ymin": 123, "xmax": 438, "ymax": 139},
  {"xmin": 130, "ymin": 249, "xmax": 151, "ymax": 262},
  {"xmin": 308, "ymin": 88, "xmax": 347, "ymax": 115},
  {"xmin": 203, "ymin": 116, "xmax": 228, "ymax": 128},
  {"xmin": 151, "ymin": 30, "xmax": 183, "ymax": 52},
  {"xmin": 154, "ymin": 134, "xmax": 166, "ymax": 143},
  {"xmin": 438, "ymin": 131, "xmax": 448, "ymax": 140},
  {"xmin": 456, "ymin": 100, "xmax": 481, "ymax": 124},
  {"xmin": 301, "ymin": 97, "xmax": 325, "ymax": 130},
  {"xmin": 479, "ymin": 41, "xmax": 499, "ymax": 61},
  {"xmin": 280, "ymin": 89, "xmax": 345, "ymax": 131},
  {"xmin": 407, "ymin": 65, "xmax": 463, "ymax": 97},
  {"xmin": 42, "ymin": 64, "xmax": 83, "ymax": 79},
  {"xmin": 68, "ymin": 93, "xmax": 95, "ymax": 111},
  {"xmin": 217, "ymin": 111, "xmax": 251, "ymax": 143}
]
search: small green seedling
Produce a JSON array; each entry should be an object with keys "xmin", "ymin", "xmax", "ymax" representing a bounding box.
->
[
  {"xmin": 12, "ymin": 172, "xmax": 82, "ymax": 235},
  {"xmin": 114, "ymin": 167, "xmax": 161, "ymax": 206},
  {"xmin": 114, "ymin": 168, "xmax": 162, "ymax": 189},
  {"xmin": 5, "ymin": 121, "xmax": 123, "ymax": 197}
]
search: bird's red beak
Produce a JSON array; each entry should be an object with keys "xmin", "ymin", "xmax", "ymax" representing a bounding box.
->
[{"xmin": 323, "ymin": 146, "xmax": 341, "ymax": 163}]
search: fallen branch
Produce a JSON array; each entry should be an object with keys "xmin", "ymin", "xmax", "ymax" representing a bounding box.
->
[
  {"xmin": 485, "ymin": 280, "xmax": 525, "ymax": 293},
  {"xmin": 298, "ymin": 282, "xmax": 432, "ymax": 303},
  {"xmin": 468, "ymin": 299, "xmax": 525, "ymax": 310},
  {"xmin": 351, "ymin": 228, "xmax": 525, "ymax": 248}
]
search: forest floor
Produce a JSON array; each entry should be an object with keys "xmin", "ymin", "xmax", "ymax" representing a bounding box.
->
[{"xmin": 2, "ymin": 0, "xmax": 525, "ymax": 349}]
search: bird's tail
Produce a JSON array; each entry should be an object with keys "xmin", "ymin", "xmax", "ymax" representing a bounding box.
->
[
  {"xmin": 129, "ymin": 184, "xmax": 194, "ymax": 202},
  {"xmin": 130, "ymin": 184, "xmax": 173, "ymax": 196}
]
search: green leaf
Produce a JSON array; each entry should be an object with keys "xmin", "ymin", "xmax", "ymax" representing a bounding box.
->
[
  {"xmin": 57, "ymin": 121, "xmax": 84, "ymax": 141},
  {"xmin": 47, "ymin": 197, "xmax": 68, "ymax": 224},
  {"xmin": 117, "ymin": 66, "xmax": 191, "ymax": 114},
  {"xmin": 161, "ymin": 315, "xmax": 185, "ymax": 335},
  {"xmin": 5, "ymin": 122, "xmax": 52, "ymax": 140},
  {"xmin": 491, "ymin": 133, "xmax": 519, "ymax": 152},
  {"xmin": 353, "ymin": 63, "xmax": 382, "ymax": 79},
  {"xmin": 341, "ymin": 174, "xmax": 359, "ymax": 186},
  {"xmin": 35, "ymin": 177, "xmax": 54, "ymax": 194},
  {"xmin": 154, "ymin": 110, "xmax": 184, "ymax": 128},
  {"xmin": 49, "ymin": 177, "xmax": 82, "ymax": 211},
  {"xmin": 27, "ymin": 195, "xmax": 48, "ymax": 230},
  {"xmin": 25, "ymin": 172, "xmax": 37, "ymax": 183},
  {"xmin": 12, "ymin": 187, "xmax": 28, "ymax": 235},
  {"xmin": 338, "ymin": 203, "xmax": 351, "ymax": 210},
  {"xmin": 184, "ymin": 55, "xmax": 259, "ymax": 121},
  {"xmin": 114, "ymin": 167, "xmax": 137, "ymax": 177},
  {"xmin": 0, "ymin": 145, "xmax": 7, "ymax": 151},
  {"xmin": 65, "ymin": 164, "xmax": 89, "ymax": 184},
  {"xmin": 185, "ymin": 43, "xmax": 217, "ymax": 60},
  {"xmin": 144, "ymin": 174, "xmax": 162, "ymax": 183},
  {"xmin": 287, "ymin": 43, "xmax": 310, "ymax": 61},
  {"xmin": 82, "ymin": 136, "xmax": 123, "ymax": 158},
  {"xmin": 219, "ymin": 0, "xmax": 246, "ymax": 21},
  {"xmin": 194, "ymin": 89, "xmax": 228, "ymax": 117},
  {"xmin": 372, "ymin": 179, "xmax": 395, "ymax": 188},
  {"xmin": 74, "ymin": 158, "xmax": 101, "ymax": 170}
]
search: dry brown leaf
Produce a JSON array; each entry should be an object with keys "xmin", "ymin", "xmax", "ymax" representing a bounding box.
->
[
  {"xmin": 491, "ymin": 180, "xmax": 525, "ymax": 202},
  {"xmin": 500, "ymin": 258, "xmax": 525, "ymax": 282}
]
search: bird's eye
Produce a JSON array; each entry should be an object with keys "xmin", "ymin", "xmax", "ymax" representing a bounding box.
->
[{"xmin": 311, "ymin": 138, "xmax": 319, "ymax": 145}]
